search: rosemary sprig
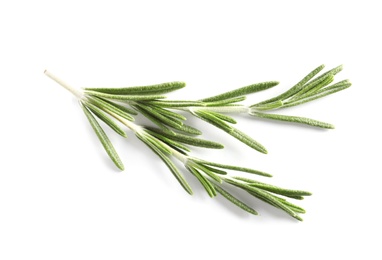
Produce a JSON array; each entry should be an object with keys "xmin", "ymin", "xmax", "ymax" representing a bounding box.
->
[
  {"xmin": 138, "ymin": 65, "xmax": 350, "ymax": 153},
  {"xmin": 134, "ymin": 127, "xmax": 310, "ymax": 221},
  {"xmin": 45, "ymin": 64, "xmax": 350, "ymax": 221},
  {"xmin": 248, "ymin": 65, "xmax": 351, "ymax": 128}
]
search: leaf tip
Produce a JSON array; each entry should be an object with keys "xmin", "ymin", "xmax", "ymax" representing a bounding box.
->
[{"xmin": 216, "ymin": 144, "xmax": 225, "ymax": 149}]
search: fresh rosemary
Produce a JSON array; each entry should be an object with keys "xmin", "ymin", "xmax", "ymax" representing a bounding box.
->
[{"xmin": 45, "ymin": 65, "xmax": 350, "ymax": 221}]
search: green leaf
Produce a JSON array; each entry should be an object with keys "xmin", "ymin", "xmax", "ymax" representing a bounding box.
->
[
  {"xmin": 149, "ymin": 100, "xmax": 204, "ymax": 108},
  {"xmin": 289, "ymin": 74, "xmax": 334, "ymax": 101},
  {"xmin": 198, "ymin": 164, "xmax": 227, "ymax": 175},
  {"xmin": 225, "ymin": 179, "xmax": 303, "ymax": 221},
  {"xmin": 247, "ymin": 181, "xmax": 312, "ymax": 198},
  {"xmin": 144, "ymin": 130, "xmax": 191, "ymax": 153},
  {"xmin": 321, "ymin": 79, "xmax": 351, "ymax": 91},
  {"xmin": 193, "ymin": 110, "xmax": 233, "ymax": 132},
  {"xmin": 232, "ymin": 179, "xmax": 308, "ymax": 201},
  {"xmin": 100, "ymin": 98, "xmax": 138, "ymax": 115},
  {"xmin": 176, "ymin": 124, "xmax": 202, "ymax": 135},
  {"xmin": 204, "ymin": 111, "xmax": 237, "ymax": 124},
  {"xmin": 136, "ymin": 133, "xmax": 193, "ymax": 195},
  {"xmin": 274, "ymin": 197, "xmax": 306, "ymax": 213},
  {"xmin": 132, "ymin": 104, "xmax": 175, "ymax": 135},
  {"xmin": 246, "ymin": 189, "xmax": 303, "ymax": 221},
  {"xmin": 253, "ymin": 64, "xmax": 325, "ymax": 106},
  {"xmin": 186, "ymin": 166, "xmax": 216, "ymax": 197},
  {"xmin": 213, "ymin": 184, "xmax": 258, "ymax": 215},
  {"xmin": 83, "ymin": 101, "xmax": 127, "ymax": 138},
  {"xmin": 189, "ymin": 161, "xmax": 222, "ymax": 183},
  {"xmin": 228, "ymin": 127, "xmax": 268, "ymax": 154},
  {"xmin": 251, "ymin": 100, "xmax": 283, "ymax": 111},
  {"xmin": 85, "ymin": 90, "xmax": 165, "ymax": 101},
  {"xmin": 205, "ymin": 96, "xmax": 246, "ymax": 106},
  {"xmin": 135, "ymin": 105, "xmax": 203, "ymax": 136},
  {"xmin": 253, "ymin": 112, "xmax": 334, "ymax": 129},
  {"xmin": 80, "ymin": 103, "xmax": 124, "ymax": 170},
  {"xmin": 85, "ymin": 81, "xmax": 186, "ymax": 95},
  {"xmin": 200, "ymin": 81, "xmax": 279, "ymax": 102},
  {"xmin": 282, "ymin": 80, "xmax": 351, "ymax": 108},
  {"xmin": 144, "ymin": 134, "xmax": 174, "ymax": 155},
  {"xmin": 194, "ymin": 110, "xmax": 267, "ymax": 153},
  {"xmin": 135, "ymin": 104, "xmax": 184, "ymax": 129},
  {"xmin": 194, "ymin": 159, "xmax": 272, "ymax": 177},
  {"xmin": 303, "ymin": 65, "xmax": 343, "ymax": 91},
  {"xmin": 146, "ymin": 127, "xmax": 224, "ymax": 149},
  {"xmin": 146, "ymin": 103, "xmax": 187, "ymax": 121},
  {"xmin": 88, "ymin": 96, "xmax": 135, "ymax": 122}
]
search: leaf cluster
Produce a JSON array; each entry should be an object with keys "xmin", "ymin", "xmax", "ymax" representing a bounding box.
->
[{"xmin": 249, "ymin": 65, "xmax": 351, "ymax": 128}]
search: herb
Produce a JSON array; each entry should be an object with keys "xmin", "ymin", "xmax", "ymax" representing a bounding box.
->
[{"xmin": 44, "ymin": 65, "xmax": 350, "ymax": 221}]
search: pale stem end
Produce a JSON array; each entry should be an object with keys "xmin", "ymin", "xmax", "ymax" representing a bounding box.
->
[{"xmin": 44, "ymin": 70, "xmax": 84, "ymax": 99}]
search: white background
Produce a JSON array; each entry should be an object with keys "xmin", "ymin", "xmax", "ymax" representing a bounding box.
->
[{"xmin": 1, "ymin": 0, "xmax": 381, "ymax": 259}]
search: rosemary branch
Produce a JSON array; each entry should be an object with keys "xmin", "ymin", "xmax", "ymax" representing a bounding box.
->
[{"xmin": 45, "ymin": 64, "xmax": 350, "ymax": 221}]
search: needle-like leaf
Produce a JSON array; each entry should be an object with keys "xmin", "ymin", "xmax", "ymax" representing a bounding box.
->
[
  {"xmin": 201, "ymin": 81, "xmax": 279, "ymax": 102},
  {"xmin": 188, "ymin": 161, "xmax": 222, "ymax": 183},
  {"xmin": 85, "ymin": 90, "xmax": 166, "ymax": 101},
  {"xmin": 149, "ymin": 100, "xmax": 204, "ymax": 108},
  {"xmin": 274, "ymin": 197, "xmax": 306, "ymax": 213},
  {"xmin": 205, "ymin": 96, "xmax": 246, "ymax": 106},
  {"xmin": 213, "ymin": 184, "xmax": 258, "ymax": 215},
  {"xmin": 146, "ymin": 104, "xmax": 187, "ymax": 121},
  {"xmin": 83, "ymin": 101, "xmax": 127, "ymax": 137},
  {"xmin": 193, "ymin": 110, "xmax": 267, "ymax": 153},
  {"xmin": 85, "ymin": 81, "xmax": 186, "ymax": 95},
  {"xmin": 289, "ymin": 74, "xmax": 334, "ymax": 101},
  {"xmin": 228, "ymin": 128, "xmax": 268, "ymax": 154},
  {"xmin": 132, "ymin": 104, "xmax": 175, "ymax": 134},
  {"xmin": 101, "ymin": 98, "xmax": 138, "ymax": 115},
  {"xmin": 80, "ymin": 103, "xmax": 124, "ymax": 170},
  {"xmin": 251, "ymin": 100, "xmax": 284, "ymax": 111},
  {"xmin": 186, "ymin": 166, "xmax": 216, "ymax": 197},
  {"xmin": 176, "ymin": 124, "xmax": 203, "ymax": 135},
  {"xmin": 254, "ymin": 65, "xmax": 325, "ymax": 106},
  {"xmin": 281, "ymin": 80, "xmax": 351, "ymax": 108},
  {"xmin": 198, "ymin": 164, "xmax": 227, "ymax": 175},
  {"xmin": 136, "ymin": 133, "xmax": 193, "ymax": 195},
  {"xmin": 246, "ymin": 189, "xmax": 304, "ymax": 221},
  {"xmin": 88, "ymin": 96, "xmax": 135, "ymax": 121},
  {"xmin": 145, "ymin": 130, "xmax": 191, "ymax": 153},
  {"xmin": 146, "ymin": 128, "xmax": 224, "ymax": 149},
  {"xmin": 134, "ymin": 104, "xmax": 184, "ymax": 129},
  {"xmin": 193, "ymin": 110, "xmax": 233, "ymax": 132},
  {"xmin": 252, "ymin": 112, "xmax": 334, "ymax": 129},
  {"xmin": 304, "ymin": 65, "xmax": 343, "ymax": 90},
  {"xmin": 204, "ymin": 111, "xmax": 237, "ymax": 124},
  {"xmin": 225, "ymin": 178, "xmax": 303, "ymax": 220},
  {"xmin": 247, "ymin": 180, "xmax": 312, "ymax": 198},
  {"xmin": 192, "ymin": 159, "xmax": 272, "ymax": 177}
]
